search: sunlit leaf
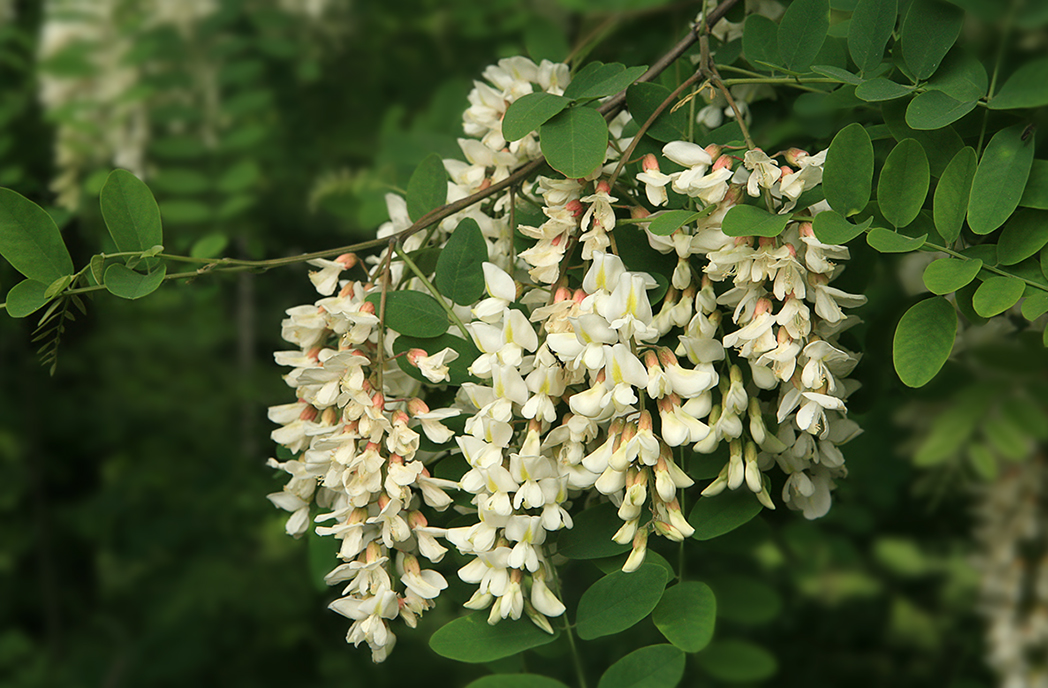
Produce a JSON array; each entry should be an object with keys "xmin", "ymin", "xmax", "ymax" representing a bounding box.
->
[
  {"xmin": 973, "ymin": 275, "xmax": 1026, "ymax": 317},
  {"xmin": 100, "ymin": 169, "xmax": 163, "ymax": 253},
  {"xmin": 968, "ymin": 124, "xmax": 1036, "ymax": 235},
  {"xmin": 721, "ymin": 205, "xmax": 790, "ymax": 238},
  {"xmin": 922, "ymin": 258, "xmax": 983, "ymax": 295},
  {"xmin": 364, "ymin": 290, "xmax": 450, "ymax": 338}
]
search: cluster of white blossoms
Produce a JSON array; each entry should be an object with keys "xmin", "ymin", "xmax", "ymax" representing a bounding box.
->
[{"xmin": 267, "ymin": 55, "xmax": 867, "ymax": 661}]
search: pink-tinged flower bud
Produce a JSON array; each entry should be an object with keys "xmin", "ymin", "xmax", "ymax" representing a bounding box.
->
[
  {"xmin": 359, "ymin": 300, "xmax": 376, "ymax": 315},
  {"xmin": 566, "ymin": 199, "xmax": 585, "ymax": 217},
  {"xmin": 321, "ymin": 407, "xmax": 339, "ymax": 425},
  {"xmin": 406, "ymin": 397, "xmax": 430, "ymax": 416},
  {"xmin": 784, "ymin": 147, "xmax": 809, "ymax": 167},
  {"xmin": 361, "ymin": 379, "xmax": 373, "ymax": 394},
  {"xmin": 785, "ymin": 242, "xmax": 797, "ymax": 258},
  {"xmin": 553, "ymin": 286, "xmax": 572, "ymax": 303},
  {"xmin": 401, "ymin": 552, "xmax": 422, "ymax": 576},
  {"xmin": 777, "ymin": 326, "xmax": 792, "ymax": 345},
  {"xmin": 510, "ymin": 568, "xmax": 524, "ymax": 584},
  {"xmin": 630, "ymin": 205, "xmax": 651, "ymax": 220},
  {"xmin": 723, "ymin": 185, "xmax": 743, "ymax": 205},
  {"xmin": 572, "ymin": 288, "xmax": 586, "ymax": 304},
  {"xmin": 336, "ymin": 253, "xmax": 358, "ymax": 269},
  {"xmin": 799, "ymin": 221, "xmax": 814, "ymax": 238},
  {"xmin": 388, "ymin": 453, "xmax": 404, "ymax": 466},
  {"xmin": 406, "ymin": 349, "xmax": 428, "ymax": 367},
  {"xmin": 656, "ymin": 346, "xmax": 679, "ymax": 368},
  {"xmin": 365, "ymin": 540, "xmax": 382, "ymax": 563},
  {"xmin": 642, "ymin": 153, "xmax": 660, "ymax": 172},
  {"xmin": 759, "ymin": 236, "xmax": 776, "ymax": 248},
  {"xmin": 391, "ymin": 410, "xmax": 410, "ymax": 426},
  {"xmin": 712, "ymin": 153, "xmax": 733, "ymax": 171},
  {"xmin": 478, "ymin": 177, "xmax": 492, "ymax": 191},
  {"xmin": 306, "ymin": 346, "xmax": 322, "ymax": 361},
  {"xmin": 348, "ymin": 507, "xmax": 368, "ymax": 525},
  {"xmin": 779, "ymin": 165, "xmax": 794, "ymax": 180},
  {"xmin": 623, "ymin": 528, "xmax": 649, "ymax": 572},
  {"xmin": 619, "ymin": 421, "xmax": 637, "ymax": 446},
  {"xmin": 705, "ymin": 144, "xmax": 723, "ymax": 160},
  {"xmin": 338, "ymin": 282, "xmax": 355, "ymax": 298},
  {"xmin": 299, "ymin": 405, "xmax": 318, "ymax": 422},
  {"xmin": 596, "ymin": 180, "xmax": 612, "ymax": 194},
  {"xmin": 595, "ymin": 368, "xmax": 607, "ymax": 384},
  {"xmin": 638, "ymin": 410, "xmax": 654, "ymax": 434},
  {"xmin": 643, "ymin": 350, "xmax": 660, "ymax": 370},
  {"xmin": 371, "ymin": 392, "xmax": 386, "ymax": 411},
  {"xmin": 754, "ymin": 298, "xmax": 773, "ymax": 317}
]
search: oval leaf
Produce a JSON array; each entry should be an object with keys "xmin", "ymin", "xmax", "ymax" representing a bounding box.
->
[
  {"xmin": 540, "ymin": 107, "xmax": 609, "ymax": 179},
  {"xmin": 743, "ymin": 15, "xmax": 780, "ymax": 70},
  {"xmin": 597, "ymin": 644, "xmax": 685, "ymax": 688},
  {"xmin": 1021, "ymin": 160, "xmax": 1048, "ymax": 210},
  {"xmin": 652, "ymin": 583, "xmax": 716, "ymax": 653},
  {"xmin": 997, "ymin": 209, "xmax": 1048, "ymax": 266},
  {"xmin": 696, "ymin": 640, "xmax": 778, "ymax": 683},
  {"xmin": 626, "ymin": 82, "xmax": 689, "ymax": 143},
  {"xmin": 882, "ymin": 99, "xmax": 964, "ymax": 177},
  {"xmin": 812, "ymin": 210, "xmax": 872, "ymax": 244},
  {"xmin": 905, "ymin": 90, "xmax": 977, "ymax": 130},
  {"xmin": 823, "ymin": 123, "xmax": 873, "ymax": 216},
  {"xmin": 933, "ymin": 147, "xmax": 977, "ymax": 243},
  {"xmin": 973, "ymin": 275, "xmax": 1026, "ymax": 317},
  {"xmin": 103, "ymin": 263, "xmax": 167, "ymax": 300},
  {"xmin": 563, "ymin": 63, "xmax": 647, "ymax": 101},
  {"xmin": 364, "ymin": 290, "xmax": 450, "ymax": 337},
  {"xmin": 855, "ymin": 78, "xmax": 913, "ymax": 102},
  {"xmin": 922, "ymin": 258, "xmax": 983, "ymax": 295},
  {"xmin": 848, "ymin": 0, "xmax": 897, "ymax": 74},
  {"xmin": 968, "ymin": 124, "xmax": 1036, "ymax": 235},
  {"xmin": 502, "ymin": 92, "xmax": 572, "ymax": 142},
  {"xmin": 429, "ymin": 614, "xmax": 558, "ymax": 663},
  {"xmin": 688, "ymin": 490, "xmax": 763, "ymax": 541},
  {"xmin": 576, "ymin": 563, "xmax": 668, "ymax": 640},
  {"xmin": 866, "ymin": 228, "xmax": 926, "ymax": 252},
  {"xmin": 5, "ymin": 279, "xmax": 52, "ymax": 318},
  {"xmin": 777, "ymin": 0, "xmax": 829, "ymax": 73},
  {"xmin": 406, "ymin": 153, "xmax": 448, "ymax": 223},
  {"xmin": 878, "ymin": 139, "xmax": 929, "ymax": 228},
  {"xmin": 1022, "ymin": 291, "xmax": 1048, "ymax": 320},
  {"xmin": 100, "ymin": 169, "xmax": 164, "ymax": 254},
  {"xmin": 721, "ymin": 205, "xmax": 790, "ymax": 238},
  {"xmin": 810, "ymin": 64, "xmax": 863, "ymax": 85},
  {"xmin": 0, "ymin": 188, "xmax": 74, "ymax": 283},
  {"xmin": 989, "ymin": 58, "xmax": 1048, "ymax": 110},
  {"xmin": 436, "ymin": 217, "xmax": 488, "ymax": 305},
  {"xmin": 900, "ymin": 0, "xmax": 963, "ymax": 80},
  {"xmin": 893, "ymin": 296, "xmax": 957, "ymax": 387},
  {"xmin": 556, "ymin": 502, "xmax": 630, "ymax": 560},
  {"xmin": 927, "ymin": 50, "xmax": 988, "ymax": 102},
  {"xmin": 468, "ymin": 676, "xmax": 570, "ymax": 688},
  {"xmin": 649, "ymin": 210, "xmax": 700, "ymax": 237}
]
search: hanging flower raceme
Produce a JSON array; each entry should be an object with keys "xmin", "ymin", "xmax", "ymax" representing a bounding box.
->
[{"xmin": 266, "ymin": 54, "xmax": 866, "ymax": 662}]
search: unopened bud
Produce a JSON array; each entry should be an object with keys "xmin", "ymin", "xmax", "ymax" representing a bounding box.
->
[
  {"xmin": 335, "ymin": 253, "xmax": 358, "ymax": 269},
  {"xmin": 642, "ymin": 153, "xmax": 660, "ymax": 172},
  {"xmin": 784, "ymin": 147, "xmax": 809, "ymax": 167},
  {"xmin": 713, "ymin": 153, "xmax": 733, "ymax": 171},
  {"xmin": 622, "ymin": 528, "xmax": 649, "ymax": 572},
  {"xmin": 630, "ymin": 205, "xmax": 651, "ymax": 220},
  {"xmin": 705, "ymin": 144, "xmax": 723, "ymax": 160}
]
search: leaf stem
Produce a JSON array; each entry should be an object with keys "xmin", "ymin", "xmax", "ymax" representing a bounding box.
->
[
  {"xmin": 392, "ymin": 243, "xmax": 471, "ymax": 339},
  {"xmin": 563, "ymin": 617, "xmax": 589, "ymax": 688}
]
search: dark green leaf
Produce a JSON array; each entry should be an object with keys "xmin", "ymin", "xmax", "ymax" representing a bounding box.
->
[
  {"xmin": 905, "ymin": 91, "xmax": 977, "ymax": 130},
  {"xmin": 626, "ymin": 82, "xmax": 689, "ymax": 143},
  {"xmin": 100, "ymin": 169, "xmax": 163, "ymax": 253},
  {"xmin": 688, "ymin": 490, "xmax": 763, "ymax": 541},
  {"xmin": 696, "ymin": 640, "xmax": 778, "ymax": 682},
  {"xmin": 777, "ymin": 0, "xmax": 829, "ymax": 73},
  {"xmin": 364, "ymin": 290, "xmax": 450, "ymax": 337},
  {"xmin": 0, "ymin": 188, "xmax": 74, "ymax": 283},
  {"xmin": 878, "ymin": 139, "xmax": 929, "ymax": 228},
  {"xmin": 973, "ymin": 275, "xmax": 1026, "ymax": 317},
  {"xmin": 563, "ymin": 62, "xmax": 647, "ymax": 101},
  {"xmin": 968, "ymin": 124, "xmax": 1036, "ymax": 235},
  {"xmin": 848, "ymin": 0, "xmax": 897, "ymax": 74},
  {"xmin": 502, "ymin": 93, "xmax": 572, "ymax": 142},
  {"xmin": 103, "ymin": 263, "xmax": 167, "ymax": 300},
  {"xmin": 652, "ymin": 583, "xmax": 716, "ymax": 653},
  {"xmin": 812, "ymin": 211, "xmax": 872, "ymax": 244},
  {"xmin": 721, "ymin": 205, "xmax": 791, "ymax": 238},
  {"xmin": 742, "ymin": 15, "xmax": 780, "ymax": 69},
  {"xmin": 435, "ymin": 217, "xmax": 487, "ymax": 305},
  {"xmin": 855, "ymin": 78, "xmax": 913, "ymax": 102},
  {"xmin": 406, "ymin": 153, "xmax": 448, "ymax": 222},
  {"xmin": 988, "ymin": 58, "xmax": 1048, "ymax": 110},
  {"xmin": 5, "ymin": 279, "xmax": 51, "ymax": 318},
  {"xmin": 429, "ymin": 614, "xmax": 558, "ymax": 663},
  {"xmin": 926, "ymin": 49, "xmax": 988, "ymax": 101},
  {"xmin": 706, "ymin": 576, "xmax": 783, "ymax": 625},
  {"xmin": 393, "ymin": 333, "xmax": 480, "ymax": 386},
  {"xmin": 540, "ymin": 107, "xmax": 609, "ymax": 179},
  {"xmin": 824, "ymin": 123, "xmax": 874, "ymax": 216},
  {"xmin": 1022, "ymin": 291, "xmax": 1048, "ymax": 320},
  {"xmin": 556, "ymin": 502, "xmax": 630, "ymax": 559},
  {"xmin": 882, "ymin": 99, "xmax": 964, "ymax": 177},
  {"xmin": 576, "ymin": 563, "xmax": 668, "ymax": 640},
  {"xmin": 893, "ymin": 296, "xmax": 957, "ymax": 387},
  {"xmin": 867, "ymin": 228, "xmax": 926, "ymax": 252},
  {"xmin": 998, "ymin": 209, "xmax": 1048, "ymax": 266},
  {"xmin": 811, "ymin": 65, "xmax": 863, "ymax": 84},
  {"xmin": 922, "ymin": 258, "xmax": 983, "ymax": 294},
  {"xmin": 900, "ymin": 0, "xmax": 963, "ymax": 80},
  {"xmin": 1021, "ymin": 160, "xmax": 1048, "ymax": 210},
  {"xmin": 934, "ymin": 147, "xmax": 977, "ymax": 243},
  {"xmin": 468, "ymin": 675, "xmax": 570, "ymax": 688},
  {"xmin": 597, "ymin": 645, "xmax": 685, "ymax": 688},
  {"xmin": 649, "ymin": 210, "xmax": 703, "ymax": 237}
]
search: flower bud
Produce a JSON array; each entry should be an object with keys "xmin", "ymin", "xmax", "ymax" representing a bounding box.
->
[{"xmin": 622, "ymin": 528, "xmax": 649, "ymax": 572}]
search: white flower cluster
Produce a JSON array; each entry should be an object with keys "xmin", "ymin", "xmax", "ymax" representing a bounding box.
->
[{"xmin": 268, "ymin": 55, "xmax": 867, "ymax": 661}]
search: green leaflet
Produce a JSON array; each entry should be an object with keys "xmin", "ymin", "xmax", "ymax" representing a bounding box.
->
[
  {"xmin": 562, "ymin": 62, "xmax": 647, "ymax": 101},
  {"xmin": 878, "ymin": 139, "xmax": 929, "ymax": 228},
  {"xmin": 696, "ymin": 640, "xmax": 779, "ymax": 682},
  {"xmin": 1023, "ymin": 291, "xmax": 1048, "ymax": 320},
  {"xmin": 812, "ymin": 210, "xmax": 872, "ymax": 244},
  {"xmin": 626, "ymin": 82, "xmax": 688, "ymax": 142},
  {"xmin": 866, "ymin": 227, "xmax": 926, "ymax": 252},
  {"xmin": 468, "ymin": 675, "xmax": 570, "ymax": 688},
  {"xmin": 100, "ymin": 169, "xmax": 164, "ymax": 253},
  {"xmin": 217, "ymin": 159, "xmax": 261, "ymax": 193},
  {"xmin": 576, "ymin": 563, "xmax": 669, "ymax": 640},
  {"xmin": 597, "ymin": 645, "xmax": 685, "ymax": 688},
  {"xmin": 848, "ymin": 0, "xmax": 897, "ymax": 74},
  {"xmin": 823, "ymin": 123, "xmax": 873, "ymax": 216},
  {"xmin": 811, "ymin": 64, "xmax": 863, "ymax": 85},
  {"xmin": 687, "ymin": 490, "xmax": 763, "ymax": 541},
  {"xmin": 540, "ymin": 107, "xmax": 608, "ymax": 179},
  {"xmin": 968, "ymin": 124, "xmax": 1036, "ymax": 235},
  {"xmin": 893, "ymin": 296, "xmax": 957, "ymax": 387},
  {"xmin": 0, "ymin": 188, "xmax": 74, "ymax": 283},
  {"xmin": 406, "ymin": 153, "xmax": 448, "ymax": 222},
  {"xmin": 4, "ymin": 279, "xmax": 52, "ymax": 318},
  {"xmin": 900, "ymin": 0, "xmax": 963, "ymax": 80},
  {"xmin": 989, "ymin": 58, "xmax": 1048, "ymax": 110},
  {"xmin": 973, "ymin": 276, "xmax": 1026, "ymax": 317},
  {"xmin": 648, "ymin": 209, "xmax": 704, "ymax": 237},
  {"xmin": 926, "ymin": 49, "xmax": 988, "ymax": 102},
  {"xmin": 502, "ymin": 92, "xmax": 572, "ymax": 142},
  {"xmin": 855, "ymin": 78, "xmax": 913, "ymax": 102},
  {"xmin": 742, "ymin": 14, "xmax": 780, "ymax": 70},
  {"xmin": 721, "ymin": 205, "xmax": 790, "ymax": 238},
  {"xmin": 429, "ymin": 614, "xmax": 559, "ymax": 663},
  {"xmin": 556, "ymin": 502, "xmax": 630, "ymax": 559},
  {"xmin": 364, "ymin": 290, "xmax": 450, "ymax": 337},
  {"xmin": 997, "ymin": 209, "xmax": 1048, "ymax": 266},
  {"xmin": 435, "ymin": 217, "xmax": 487, "ymax": 305},
  {"xmin": 1020, "ymin": 160, "xmax": 1048, "ymax": 210},
  {"xmin": 933, "ymin": 147, "xmax": 977, "ymax": 243},
  {"xmin": 776, "ymin": 0, "xmax": 829, "ymax": 73},
  {"xmin": 103, "ymin": 263, "xmax": 167, "ymax": 300},
  {"xmin": 653, "ymin": 583, "xmax": 716, "ymax": 653},
  {"xmin": 881, "ymin": 99, "xmax": 963, "ymax": 177},
  {"xmin": 905, "ymin": 90, "xmax": 977, "ymax": 130},
  {"xmin": 922, "ymin": 258, "xmax": 983, "ymax": 295}
]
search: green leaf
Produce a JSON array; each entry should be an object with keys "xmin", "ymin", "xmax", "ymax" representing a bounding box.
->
[
  {"xmin": 0, "ymin": 188, "xmax": 74, "ymax": 283},
  {"xmin": 810, "ymin": 64, "xmax": 863, "ymax": 85},
  {"xmin": 983, "ymin": 415, "xmax": 1029, "ymax": 461},
  {"xmin": 540, "ymin": 107, "xmax": 609, "ymax": 179},
  {"xmin": 406, "ymin": 153, "xmax": 448, "ymax": 222},
  {"xmin": 42, "ymin": 274, "xmax": 72, "ymax": 300},
  {"xmin": 905, "ymin": 91, "xmax": 977, "ymax": 130},
  {"xmin": 823, "ymin": 123, "xmax": 874, "ymax": 216},
  {"xmin": 468, "ymin": 675, "xmax": 570, "ymax": 688},
  {"xmin": 1002, "ymin": 397, "xmax": 1048, "ymax": 440},
  {"xmin": 721, "ymin": 205, "xmax": 790, "ymax": 238},
  {"xmin": 649, "ymin": 210, "xmax": 703, "ymax": 237},
  {"xmin": 687, "ymin": 490, "xmax": 763, "ymax": 541},
  {"xmin": 696, "ymin": 640, "xmax": 778, "ymax": 682},
  {"xmin": 706, "ymin": 576, "xmax": 783, "ymax": 625},
  {"xmin": 855, "ymin": 78, "xmax": 913, "ymax": 101},
  {"xmin": 882, "ymin": 99, "xmax": 964, "ymax": 177},
  {"xmin": 392, "ymin": 332, "xmax": 480, "ymax": 386},
  {"xmin": 652, "ymin": 583, "xmax": 716, "ymax": 653},
  {"xmin": 969, "ymin": 443, "xmax": 998, "ymax": 479},
  {"xmin": 1021, "ymin": 160, "xmax": 1048, "ymax": 210},
  {"xmin": 848, "ymin": 0, "xmax": 897, "ymax": 74},
  {"xmin": 878, "ymin": 139, "xmax": 929, "ymax": 228},
  {"xmin": 812, "ymin": 211, "xmax": 872, "ymax": 244},
  {"xmin": 1022, "ymin": 291, "xmax": 1048, "ymax": 320},
  {"xmin": 99, "ymin": 169, "xmax": 163, "ymax": 253},
  {"xmin": 998, "ymin": 209, "xmax": 1048, "ymax": 266},
  {"xmin": 556, "ymin": 502, "xmax": 630, "ymax": 559},
  {"xmin": 597, "ymin": 645, "xmax": 685, "ymax": 688},
  {"xmin": 866, "ymin": 228, "xmax": 926, "ymax": 252},
  {"xmin": 989, "ymin": 58, "xmax": 1048, "ymax": 110},
  {"xmin": 364, "ymin": 290, "xmax": 450, "ymax": 337},
  {"xmin": 900, "ymin": 0, "xmax": 963, "ymax": 80},
  {"xmin": 5, "ymin": 279, "xmax": 51, "ymax": 318},
  {"xmin": 893, "ymin": 296, "xmax": 957, "ymax": 387},
  {"xmin": 435, "ymin": 217, "xmax": 487, "ymax": 305},
  {"xmin": 968, "ymin": 124, "xmax": 1036, "ymax": 235},
  {"xmin": 190, "ymin": 233, "xmax": 229, "ymax": 259},
  {"xmin": 973, "ymin": 275, "xmax": 1026, "ymax": 317},
  {"xmin": 926, "ymin": 49, "xmax": 988, "ymax": 102},
  {"xmin": 563, "ymin": 62, "xmax": 647, "ymax": 100},
  {"xmin": 626, "ymin": 82, "xmax": 689, "ymax": 143},
  {"xmin": 777, "ymin": 0, "xmax": 829, "ymax": 73},
  {"xmin": 89, "ymin": 254, "xmax": 106, "ymax": 285},
  {"xmin": 933, "ymin": 147, "xmax": 977, "ymax": 243},
  {"xmin": 922, "ymin": 258, "xmax": 983, "ymax": 294},
  {"xmin": 429, "ymin": 614, "xmax": 559, "ymax": 663},
  {"xmin": 576, "ymin": 563, "xmax": 668, "ymax": 640},
  {"xmin": 502, "ymin": 92, "xmax": 572, "ymax": 142},
  {"xmin": 743, "ymin": 15, "xmax": 780, "ymax": 70},
  {"xmin": 103, "ymin": 263, "xmax": 167, "ymax": 300}
]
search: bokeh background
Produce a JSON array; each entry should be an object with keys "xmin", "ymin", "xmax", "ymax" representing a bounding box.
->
[{"xmin": 3, "ymin": 0, "xmax": 1045, "ymax": 686}]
